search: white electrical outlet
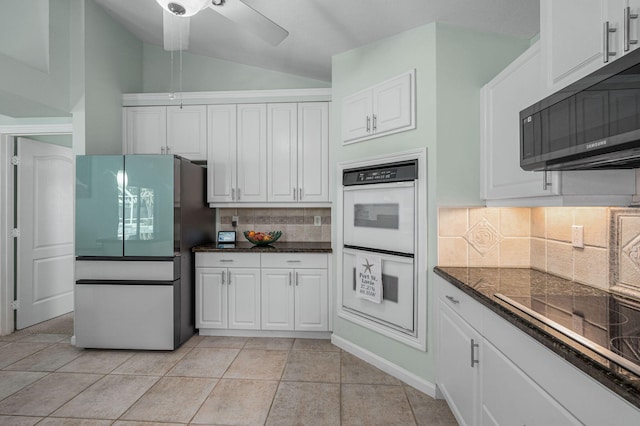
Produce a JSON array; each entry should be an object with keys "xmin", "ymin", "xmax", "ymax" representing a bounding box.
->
[
  {"xmin": 572, "ymin": 225, "xmax": 584, "ymax": 248},
  {"xmin": 314, "ymin": 216, "xmax": 322, "ymax": 226}
]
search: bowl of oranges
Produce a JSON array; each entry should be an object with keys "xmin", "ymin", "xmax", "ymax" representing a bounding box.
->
[{"xmin": 243, "ymin": 230, "xmax": 282, "ymax": 246}]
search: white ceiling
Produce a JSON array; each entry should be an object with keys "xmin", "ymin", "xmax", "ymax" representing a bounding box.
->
[{"xmin": 95, "ymin": 0, "xmax": 540, "ymax": 82}]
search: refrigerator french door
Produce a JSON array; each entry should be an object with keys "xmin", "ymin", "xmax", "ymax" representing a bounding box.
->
[{"xmin": 74, "ymin": 155, "xmax": 212, "ymax": 350}]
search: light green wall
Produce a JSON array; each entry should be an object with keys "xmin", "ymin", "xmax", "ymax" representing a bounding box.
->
[
  {"xmin": 83, "ymin": 0, "xmax": 143, "ymax": 154},
  {"xmin": 142, "ymin": 44, "xmax": 330, "ymax": 92},
  {"xmin": 435, "ymin": 25, "xmax": 530, "ymax": 206},
  {"xmin": 331, "ymin": 23, "xmax": 529, "ymax": 383},
  {"xmin": 0, "ymin": 0, "xmax": 71, "ymax": 117}
]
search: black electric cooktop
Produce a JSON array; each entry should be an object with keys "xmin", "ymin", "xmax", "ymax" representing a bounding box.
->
[{"xmin": 496, "ymin": 290, "xmax": 640, "ymax": 377}]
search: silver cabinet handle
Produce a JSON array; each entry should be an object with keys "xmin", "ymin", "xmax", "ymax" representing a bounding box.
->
[
  {"xmin": 232, "ymin": 188, "xmax": 235, "ymax": 201},
  {"xmin": 373, "ymin": 114, "xmax": 377, "ymax": 132},
  {"xmin": 604, "ymin": 21, "xmax": 617, "ymax": 63},
  {"xmin": 289, "ymin": 272, "xmax": 292, "ymax": 286},
  {"xmin": 625, "ymin": 7, "xmax": 639, "ymax": 51},
  {"xmin": 166, "ymin": 146, "xmax": 170, "ymax": 154},
  {"xmin": 293, "ymin": 187, "xmax": 297, "ymax": 200},
  {"xmin": 161, "ymin": 146, "xmax": 165, "ymax": 154},
  {"xmin": 237, "ymin": 188, "xmax": 241, "ymax": 200},
  {"xmin": 445, "ymin": 295, "xmax": 459, "ymax": 305},
  {"xmin": 471, "ymin": 339, "xmax": 479, "ymax": 367},
  {"xmin": 295, "ymin": 272, "xmax": 299, "ymax": 286},
  {"xmin": 220, "ymin": 259, "xmax": 234, "ymax": 263},
  {"xmin": 542, "ymin": 170, "xmax": 552, "ymax": 191},
  {"xmin": 222, "ymin": 270, "xmax": 226, "ymax": 285},
  {"xmin": 366, "ymin": 115, "xmax": 371, "ymax": 132},
  {"xmin": 299, "ymin": 188, "xmax": 302, "ymax": 200},
  {"xmin": 286, "ymin": 260, "xmax": 301, "ymax": 263},
  {"xmin": 228, "ymin": 271, "xmax": 231, "ymax": 285}
]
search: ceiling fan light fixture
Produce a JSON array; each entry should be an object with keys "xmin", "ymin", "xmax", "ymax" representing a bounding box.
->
[{"xmin": 155, "ymin": 0, "xmax": 209, "ymax": 17}]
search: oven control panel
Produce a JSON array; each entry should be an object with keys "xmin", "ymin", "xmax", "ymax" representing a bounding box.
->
[{"xmin": 343, "ymin": 159, "xmax": 417, "ymax": 186}]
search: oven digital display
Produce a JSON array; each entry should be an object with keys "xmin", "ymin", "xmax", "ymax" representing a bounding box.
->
[{"xmin": 356, "ymin": 169, "xmax": 397, "ymax": 182}]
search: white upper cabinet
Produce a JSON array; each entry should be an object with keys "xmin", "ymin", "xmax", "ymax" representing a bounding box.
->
[
  {"xmin": 541, "ymin": 0, "xmax": 640, "ymax": 91},
  {"xmin": 166, "ymin": 105, "xmax": 207, "ymax": 160},
  {"xmin": 297, "ymin": 102, "xmax": 329, "ymax": 202},
  {"xmin": 268, "ymin": 103, "xmax": 298, "ymax": 202},
  {"xmin": 481, "ymin": 43, "xmax": 553, "ymax": 201},
  {"xmin": 124, "ymin": 105, "xmax": 207, "ymax": 161},
  {"xmin": 124, "ymin": 106, "xmax": 167, "ymax": 155},
  {"xmin": 207, "ymin": 104, "xmax": 237, "ymax": 203},
  {"xmin": 207, "ymin": 104, "xmax": 267, "ymax": 203},
  {"xmin": 481, "ymin": 42, "xmax": 637, "ymax": 206},
  {"xmin": 342, "ymin": 70, "xmax": 415, "ymax": 144},
  {"xmin": 236, "ymin": 104, "xmax": 267, "ymax": 202}
]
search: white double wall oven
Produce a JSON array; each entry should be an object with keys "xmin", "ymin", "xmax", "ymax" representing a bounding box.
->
[{"xmin": 337, "ymin": 149, "xmax": 427, "ymax": 350}]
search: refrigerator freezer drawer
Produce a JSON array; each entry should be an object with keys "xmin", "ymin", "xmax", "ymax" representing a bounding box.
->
[
  {"xmin": 74, "ymin": 282, "xmax": 178, "ymax": 350},
  {"xmin": 75, "ymin": 258, "xmax": 179, "ymax": 281}
]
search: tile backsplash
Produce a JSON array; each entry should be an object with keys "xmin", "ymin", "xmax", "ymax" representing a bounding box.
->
[
  {"xmin": 218, "ymin": 208, "xmax": 331, "ymax": 242},
  {"xmin": 438, "ymin": 206, "xmax": 640, "ymax": 292}
]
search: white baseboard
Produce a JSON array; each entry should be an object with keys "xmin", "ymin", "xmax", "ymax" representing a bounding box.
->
[
  {"xmin": 331, "ymin": 334, "xmax": 437, "ymax": 398},
  {"xmin": 198, "ymin": 329, "xmax": 332, "ymax": 339}
]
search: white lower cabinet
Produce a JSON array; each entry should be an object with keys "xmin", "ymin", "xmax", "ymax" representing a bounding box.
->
[
  {"xmin": 195, "ymin": 253, "xmax": 261, "ymax": 330},
  {"xmin": 437, "ymin": 301, "xmax": 481, "ymax": 426},
  {"xmin": 196, "ymin": 252, "xmax": 329, "ymax": 333},
  {"xmin": 436, "ymin": 275, "xmax": 640, "ymax": 426},
  {"xmin": 261, "ymin": 253, "xmax": 329, "ymax": 332},
  {"xmin": 481, "ymin": 340, "xmax": 580, "ymax": 426}
]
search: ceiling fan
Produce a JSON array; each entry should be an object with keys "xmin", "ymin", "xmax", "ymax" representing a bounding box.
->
[{"xmin": 156, "ymin": 0, "xmax": 289, "ymax": 50}]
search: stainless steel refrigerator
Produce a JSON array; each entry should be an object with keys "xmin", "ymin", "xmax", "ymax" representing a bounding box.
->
[{"xmin": 74, "ymin": 155, "xmax": 213, "ymax": 350}]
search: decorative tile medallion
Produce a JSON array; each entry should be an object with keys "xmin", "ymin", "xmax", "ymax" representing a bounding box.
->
[
  {"xmin": 463, "ymin": 218, "xmax": 503, "ymax": 256},
  {"xmin": 622, "ymin": 233, "xmax": 640, "ymax": 272}
]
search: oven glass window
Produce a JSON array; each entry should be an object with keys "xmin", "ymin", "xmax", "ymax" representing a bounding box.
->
[{"xmin": 354, "ymin": 203, "xmax": 399, "ymax": 229}]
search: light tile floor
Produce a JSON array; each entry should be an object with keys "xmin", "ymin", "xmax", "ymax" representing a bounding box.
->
[{"xmin": 0, "ymin": 314, "xmax": 458, "ymax": 425}]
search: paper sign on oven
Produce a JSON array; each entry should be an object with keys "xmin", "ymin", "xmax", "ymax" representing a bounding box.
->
[{"xmin": 356, "ymin": 252, "xmax": 382, "ymax": 303}]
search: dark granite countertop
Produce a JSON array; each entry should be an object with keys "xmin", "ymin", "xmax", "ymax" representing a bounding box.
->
[
  {"xmin": 192, "ymin": 241, "xmax": 332, "ymax": 253},
  {"xmin": 434, "ymin": 266, "xmax": 640, "ymax": 410}
]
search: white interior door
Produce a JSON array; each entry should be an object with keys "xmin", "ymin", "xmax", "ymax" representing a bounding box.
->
[{"xmin": 17, "ymin": 137, "xmax": 74, "ymax": 329}]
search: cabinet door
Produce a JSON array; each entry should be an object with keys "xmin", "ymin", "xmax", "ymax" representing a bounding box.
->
[
  {"xmin": 294, "ymin": 269, "xmax": 328, "ymax": 331},
  {"xmin": 541, "ymin": 0, "xmax": 607, "ymax": 90},
  {"xmin": 480, "ymin": 43, "xmax": 558, "ymax": 201},
  {"xmin": 298, "ymin": 102, "xmax": 329, "ymax": 202},
  {"xmin": 236, "ymin": 104, "xmax": 267, "ymax": 202},
  {"xmin": 342, "ymin": 90, "xmax": 372, "ymax": 143},
  {"xmin": 481, "ymin": 340, "xmax": 581, "ymax": 426},
  {"xmin": 261, "ymin": 268, "xmax": 294, "ymax": 330},
  {"xmin": 207, "ymin": 105, "xmax": 237, "ymax": 203},
  {"xmin": 227, "ymin": 268, "xmax": 261, "ymax": 330},
  {"xmin": 196, "ymin": 267, "xmax": 227, "ymax": 329},
  {"xmin": 267, "ymin": 103, "xmax": 297, "ymax": 202},
  {"xmin": 437, "ymin": 302, "xmax": 481, "ymax": 426},
  {"xmin": 167, "ymin": 105, "xmax": 207, "ymax": 161},
  {"xmin": 125, "ymin": 107, "xmax": 167, "ymax": 155},
  {"xmin": 372, "ymin": 71, "xmax": 414, "ymax": 135}
]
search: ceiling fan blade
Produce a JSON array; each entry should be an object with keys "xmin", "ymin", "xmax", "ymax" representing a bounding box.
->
[
  {"xmin": 163, "ymin": 10, "xmax": 191, "ymax": 51},
  {"xmin": 208, "ymin": 0, "xmax": 289, "ymax": 46}
]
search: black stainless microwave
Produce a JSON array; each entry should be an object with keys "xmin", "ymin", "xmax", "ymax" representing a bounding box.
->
[{"xmin": 520, "ymin": 46, "xmax": 640, "ymax": 171}]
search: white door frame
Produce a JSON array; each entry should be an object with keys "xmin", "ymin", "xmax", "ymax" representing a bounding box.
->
[{"xmin": 0, "ymin": 123, "xmax": 73, "ymax": 335}]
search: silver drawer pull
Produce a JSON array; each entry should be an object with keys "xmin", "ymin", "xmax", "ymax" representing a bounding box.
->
[
  {"xmin": 445, "ymin": 295, "xmax": 460, "ymax": 305},
  {"xmin": 220, "ymin": 259, "xmax": 234, "ymax": 263},
  {"xmin": 287, "ymin": 260, "xmax": 301, "ymax": 263},
  {"xmin": 471, "ymin": 339, "xmax": 479, "ymax": 367}
]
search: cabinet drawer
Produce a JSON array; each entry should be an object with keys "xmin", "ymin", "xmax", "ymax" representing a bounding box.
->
[
  {"xmin": 438, "ymin": 277, "xmax": 483, "ymax": 330},
  {"xmin": 195, "ymin": 252, "xmax": 261, "ymax": 268},
  {"xmin": 261, "ymin": 253, "xmax": 328, "ymax": 269}
]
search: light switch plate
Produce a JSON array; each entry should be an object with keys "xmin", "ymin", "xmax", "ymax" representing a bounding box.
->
[
  {"xmin": 314, "ymin": 216, "xmax": 321, "ymax": 226},
  {"xmin": 572, "ymin": 225, "xmax": 584, "ymax": 248}
]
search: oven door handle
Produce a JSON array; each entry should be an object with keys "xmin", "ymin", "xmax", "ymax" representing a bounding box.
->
[{"xmin": 342, "ymin": 181, "xmax": 415, "ymax": 191}]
